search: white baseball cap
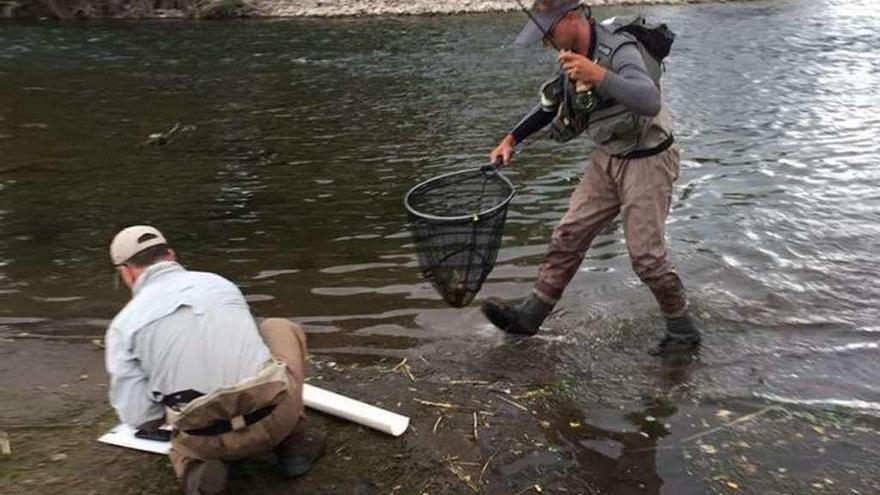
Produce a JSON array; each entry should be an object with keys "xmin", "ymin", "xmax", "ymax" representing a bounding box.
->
[{"xmin": 109, "ymin": 225, "xmax": 168, "ymax": 266}]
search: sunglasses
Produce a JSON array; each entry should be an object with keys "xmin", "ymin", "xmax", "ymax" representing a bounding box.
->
[
  {"xmin": 543, "ymin": 14, "xmax": 566, "ymax": 45},
  {"xmin": 542, "ymin": 5, "xmax": 590, "ymax": 48}
]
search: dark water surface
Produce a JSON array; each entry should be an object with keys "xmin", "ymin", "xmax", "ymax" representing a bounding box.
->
[{"xmin": 2, "ymin": 0, "xmax": 880, "ymax": 490}]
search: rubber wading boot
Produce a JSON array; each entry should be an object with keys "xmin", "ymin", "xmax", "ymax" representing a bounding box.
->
[
  {"xmin": 276, "ymin": 421, "xmax": 327, "ymax": 479},
  {"xmin": 481, "ymin": 293, "xmax": 554, "ymax": 336},
  {"xmin": 184, "ymin": 459, "xmax": 228, "ymax": 495},
  {"xmin": 649, "ymin": 313, "xmax": 702, "ymax": 356}
]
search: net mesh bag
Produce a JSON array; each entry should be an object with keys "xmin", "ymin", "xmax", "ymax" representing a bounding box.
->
[{"xmin": 405, "ymin": 167, "xmax": 515, "ymax": 308}]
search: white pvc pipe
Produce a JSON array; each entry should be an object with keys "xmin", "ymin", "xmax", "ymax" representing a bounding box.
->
[{"xmin": 303, "ymin": 384, "xmax": 409, "ymax": 437}]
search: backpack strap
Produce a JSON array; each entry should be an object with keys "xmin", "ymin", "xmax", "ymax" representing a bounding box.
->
[
  {"xmin": 593, "ymin": 22, "xmax": 665, "ymax": 91},
  {"xmin": 592, "ymin": 22, "xmax": 638, "ymax": 70}
]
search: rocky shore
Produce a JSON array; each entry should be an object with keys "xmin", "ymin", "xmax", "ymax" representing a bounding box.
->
[
  {"xmin": 3, "ymin": 0, "xmax": 751, "ymax": 20},
  {"xmin": 256, "ymin": 0, "xmax": 702, "ymax": 18}
]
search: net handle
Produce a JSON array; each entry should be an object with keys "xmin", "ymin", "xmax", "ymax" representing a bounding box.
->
[{"xmin": 479, "ymin": 158, "xmax": 504, "ymax": 174}]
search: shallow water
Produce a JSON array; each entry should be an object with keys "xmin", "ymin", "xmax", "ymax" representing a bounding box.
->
[{"xmin": 1, "ymin": 0, "xmax": 880, "ymax": 487}]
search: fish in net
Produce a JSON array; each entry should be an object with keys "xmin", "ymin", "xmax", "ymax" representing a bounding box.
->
[{"xmin": 404, "ymin": 165, "xmax": 515, "ymax": 308}]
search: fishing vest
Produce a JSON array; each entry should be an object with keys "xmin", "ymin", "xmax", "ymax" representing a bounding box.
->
[{"xmin": 543, "ymin": 19, "xmax": 673, "ymax": 155}]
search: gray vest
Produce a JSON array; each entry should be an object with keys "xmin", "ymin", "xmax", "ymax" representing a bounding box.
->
[{"xmin": 543, "ymin": 21, "xmax": 673, "ymax": 155}]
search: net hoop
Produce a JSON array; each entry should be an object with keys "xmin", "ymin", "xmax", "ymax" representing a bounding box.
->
[{"xmin": 404, "ymin": 168, "xmax": 516, "ymax": 224}]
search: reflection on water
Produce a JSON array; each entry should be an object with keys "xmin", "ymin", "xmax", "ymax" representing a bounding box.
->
[{"xmin": 2, "ymin": 0, "xmax": 880, "ymax": 488}]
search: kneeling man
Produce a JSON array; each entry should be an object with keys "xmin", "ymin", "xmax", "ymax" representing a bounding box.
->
[{"xmin": 105, "ymin": 225, "xmax": 324, "ymax": 494}]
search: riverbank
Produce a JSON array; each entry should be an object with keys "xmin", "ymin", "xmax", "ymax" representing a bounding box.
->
[
  {"xmin": 3, "ymin": 329, "xmax": 880, "ymax": 494},
  {"xmin": 2, "ymin": 0, "xmax": 758, "ymax": 20},
  {"xmin": 256, "ymin": 0, "xmax": 718, "ymax": 18}
]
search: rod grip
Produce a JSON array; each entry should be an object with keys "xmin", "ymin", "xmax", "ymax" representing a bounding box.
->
[{"xmin": 481, "ymin": 158, "xmax": 504, "ymax": 173}]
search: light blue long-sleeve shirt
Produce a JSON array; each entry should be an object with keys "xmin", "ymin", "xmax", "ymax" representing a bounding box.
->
[{"xmin": 105, "ymin": 261, "xmax": 271, "ymax": 427}]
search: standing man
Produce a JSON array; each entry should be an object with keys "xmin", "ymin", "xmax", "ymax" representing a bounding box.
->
[
  {"xmin": 482, "ymin": 0, "xmax": 701, "ymax": 355},
  {"xmin": 105, "ymin": 226, "xmax": 324, "ymax": 494}
]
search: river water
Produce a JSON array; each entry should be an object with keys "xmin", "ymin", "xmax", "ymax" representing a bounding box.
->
[{"xmin": 1, "ymin": 0, "xmax": 879, "ymax": 491}]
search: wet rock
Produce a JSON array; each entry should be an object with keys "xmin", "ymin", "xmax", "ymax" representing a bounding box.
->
[
  {"xmin": 197, "ymin": 0, "xmax": 253, "ymax": 19},
  {"xmin": 0, "ymin": 1, "xmax": 23, "ymax": 19}
]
